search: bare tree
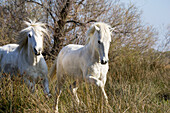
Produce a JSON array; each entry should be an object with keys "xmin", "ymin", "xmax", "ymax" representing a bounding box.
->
[
  {"xmin": 0, "ymin": 0, "xmax": 28, "ymax": 45},
  {"xmin": 25, "ymin": 0, "xmax": 114, "ymax": 56},
  {"xmin": 0, "ymin": 0, "xmax": 158, "ymax": 60}
]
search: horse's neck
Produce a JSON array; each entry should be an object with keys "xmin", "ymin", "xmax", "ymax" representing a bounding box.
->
[
  {"xmin": 20, "ymin": 46, "xmax": 38, "ymax": 66},
  {"xmin": 85, "ymin": 39, "xmax": 99, "ymax": 62}
]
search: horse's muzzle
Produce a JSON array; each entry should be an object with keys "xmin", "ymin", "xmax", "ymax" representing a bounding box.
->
[
  {"xmin": 34, "ymin": 48, "xmax": 41, "ymax": 56},
  {"xmin": 101, "ymin": 59, "xmax": 108, "ymax": 64}
]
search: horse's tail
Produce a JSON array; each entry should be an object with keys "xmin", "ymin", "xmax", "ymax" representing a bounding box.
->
[{"xmin": 48, "ymin": 57, "xmax": 57, "ymax": 83}]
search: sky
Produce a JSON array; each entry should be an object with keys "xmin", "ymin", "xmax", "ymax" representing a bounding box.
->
[{"xmin": 120, "ymin": 0, "xmax": 170, "ymax": 51}]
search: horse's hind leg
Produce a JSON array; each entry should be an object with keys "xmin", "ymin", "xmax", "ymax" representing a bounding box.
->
[
  {"xmin": 55, "ymin": 74, "xmax": 65, "ymax": 113},
  {"xmin": 69, "ymin": 81, "xmax": 80, "ymax": 104},
  {"xmin": 55, "ymin": 88, "xmax": 62, "ymax": 113}
]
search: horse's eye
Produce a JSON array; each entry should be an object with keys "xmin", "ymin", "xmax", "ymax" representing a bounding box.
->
[
  {"xmin": 28, "ymin": 34, "xmax": 31, "ymax": 38},
  {"xmin": 98, "ymin": 40, "xmax": 101, "ymax": 44}
]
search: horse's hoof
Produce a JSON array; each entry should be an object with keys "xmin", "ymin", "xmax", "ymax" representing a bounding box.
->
[{"xmin": 55, "ymin": 111, "xmax": 59, "ymax": 113}]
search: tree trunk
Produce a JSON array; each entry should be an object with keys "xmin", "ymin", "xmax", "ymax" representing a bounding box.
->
[{"xmin": 51, "ymin": 0, "xmax": 71, "ymax": 55}]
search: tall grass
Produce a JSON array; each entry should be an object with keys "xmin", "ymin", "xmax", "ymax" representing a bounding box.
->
[{"xmin": 0, "ymin": 49, "xmax": 169, "ymax": 113}]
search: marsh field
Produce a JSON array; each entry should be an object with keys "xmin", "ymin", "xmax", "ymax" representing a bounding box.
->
[
  {"xmin": 0, "ymin": 0, "xmax": 170, "ymax": 113},
  {"xmin": 0, "ymin": 50, "xmax": 169, "ymax": 113}
]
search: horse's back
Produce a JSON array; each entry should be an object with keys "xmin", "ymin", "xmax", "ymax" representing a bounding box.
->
[
  {"xmin": 58, "ymin": 44, "xmax": 84, "ymax": 58},
  {"xmin": 61, "ymin": 44, "xmax": 84, "ymax": 52},
  {"xmin": 0, "ymin": 44, "xmax": 19, "ymax": 52},
  {"xmin": 0, "ymin": 44, "xmax": 19, "ymax": 72},
  {"xmin": 0, "ymin": 44, "xmax": 19, "ymax": 60}
]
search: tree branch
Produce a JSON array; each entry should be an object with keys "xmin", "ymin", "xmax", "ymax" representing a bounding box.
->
[
  {"xmin": 86, "ymin": 20, "xmax": 97, "ymax": 23},
  {"xmin": 26, "ymin": 0, "xmax": 56, "ymax": 23},
  {"xmin": 66, "ymin": 20, "xmax": 85, "ymax": 26},
  {"xmin": 66, "ymin": 20, "xmax": 97, "ymax": 27}
]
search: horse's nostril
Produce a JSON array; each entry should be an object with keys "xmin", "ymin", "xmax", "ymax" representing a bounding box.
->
[
  {"xmin": 38, "ymin": 48, "xmax": 42, "ymax": 52},
  {"xmin": 34, "ymin": 48, "xmax": 37, "ymax": 53},
  {"xmin": 34, "ymin": 48, "xmax": 40, "ymax": 55},
  {"xmin": 101, "ymin": 60, "xmax": 107, "ymax": 64}
]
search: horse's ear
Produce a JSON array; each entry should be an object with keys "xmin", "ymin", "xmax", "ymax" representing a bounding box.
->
[
  {"xmin": 94, "ymin": 25, "xmax": 100, "ymax": 31},
  {"xmin": 87, "ymin": 25, "xmax": 100, "ymax": 37}
]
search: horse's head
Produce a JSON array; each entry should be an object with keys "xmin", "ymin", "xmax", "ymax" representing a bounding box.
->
[
  {"xmin": 18, "ymin": 19, "xmax": 49, "ymax": 56},
  {"xmin": 87, "ymin": 22, "xmax": 112, "ymax": 65},
  {"xmin": 27, "ymin": 29, "xmax": 43, "ymax": 56}
]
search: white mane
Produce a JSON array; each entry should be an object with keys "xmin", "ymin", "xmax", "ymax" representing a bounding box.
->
[
  {"xmin": 17, "ymin": 19, "xmax": 49, "ymax": 51},
  {"xmin": 86, "ymin": 22, "xmax": 112, "ymax": 43}
]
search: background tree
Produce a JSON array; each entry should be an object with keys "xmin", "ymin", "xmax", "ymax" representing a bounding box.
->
[
  {"xmin": 0, "ymin": 0, "xmax": 159, "ymax": 58},
  {"xmin": 0, "ymin": 0, "xmax": 27, "ymax": 45}
]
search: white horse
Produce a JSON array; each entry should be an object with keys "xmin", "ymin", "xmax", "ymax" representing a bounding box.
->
[
  {"xmin": 49, "ymin": 22, "xmax": 113, "ymax": 112},
  {"xmin": 0, "ymin": 19, "xmax": 51, "ymax": 97}
]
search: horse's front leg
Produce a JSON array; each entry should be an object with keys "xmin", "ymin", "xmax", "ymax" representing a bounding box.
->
[
  {"xmin": 42, "ymin": 77, "xmax": 51, "ymax": 98},
  {"xmin": 84, "ymin": 74, "xmax": 108, "ymax": 103},
  {"xmin": 39, "ymin": 58, "xmax": 51, "ymax": 97},
  {"xmin": 24, "ymin": 77, "xmax": 35, "ymax": 93},
  {"xmin": 55, "ymin": 74, "xmax": 65, "ymax": 113}
]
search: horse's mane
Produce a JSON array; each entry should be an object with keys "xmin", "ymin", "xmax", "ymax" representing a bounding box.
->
[
  {"xmin": 17, "ymin": 19, "xmax": 49, "ymax": 51},
  {"xmin": 86, "ymin": 22, "xmax": 111, "ymax": 44}
]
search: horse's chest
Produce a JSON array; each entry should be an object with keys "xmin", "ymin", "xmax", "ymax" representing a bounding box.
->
[
  {"xmin": 88, "ymin": 64, "xmax": 100, "ymax": 76},
  {"xmin": 87, "ymin": 63, "xmax": 108, "ymax": 78},
  {"xmin": 24, "ymin": 66, "xmax": 43, "ymax": 83}
]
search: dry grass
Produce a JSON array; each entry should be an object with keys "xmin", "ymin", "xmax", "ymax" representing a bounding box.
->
[{"xmin": 0, "ymin": 52, "xmax": 169, "ymax": 113}]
